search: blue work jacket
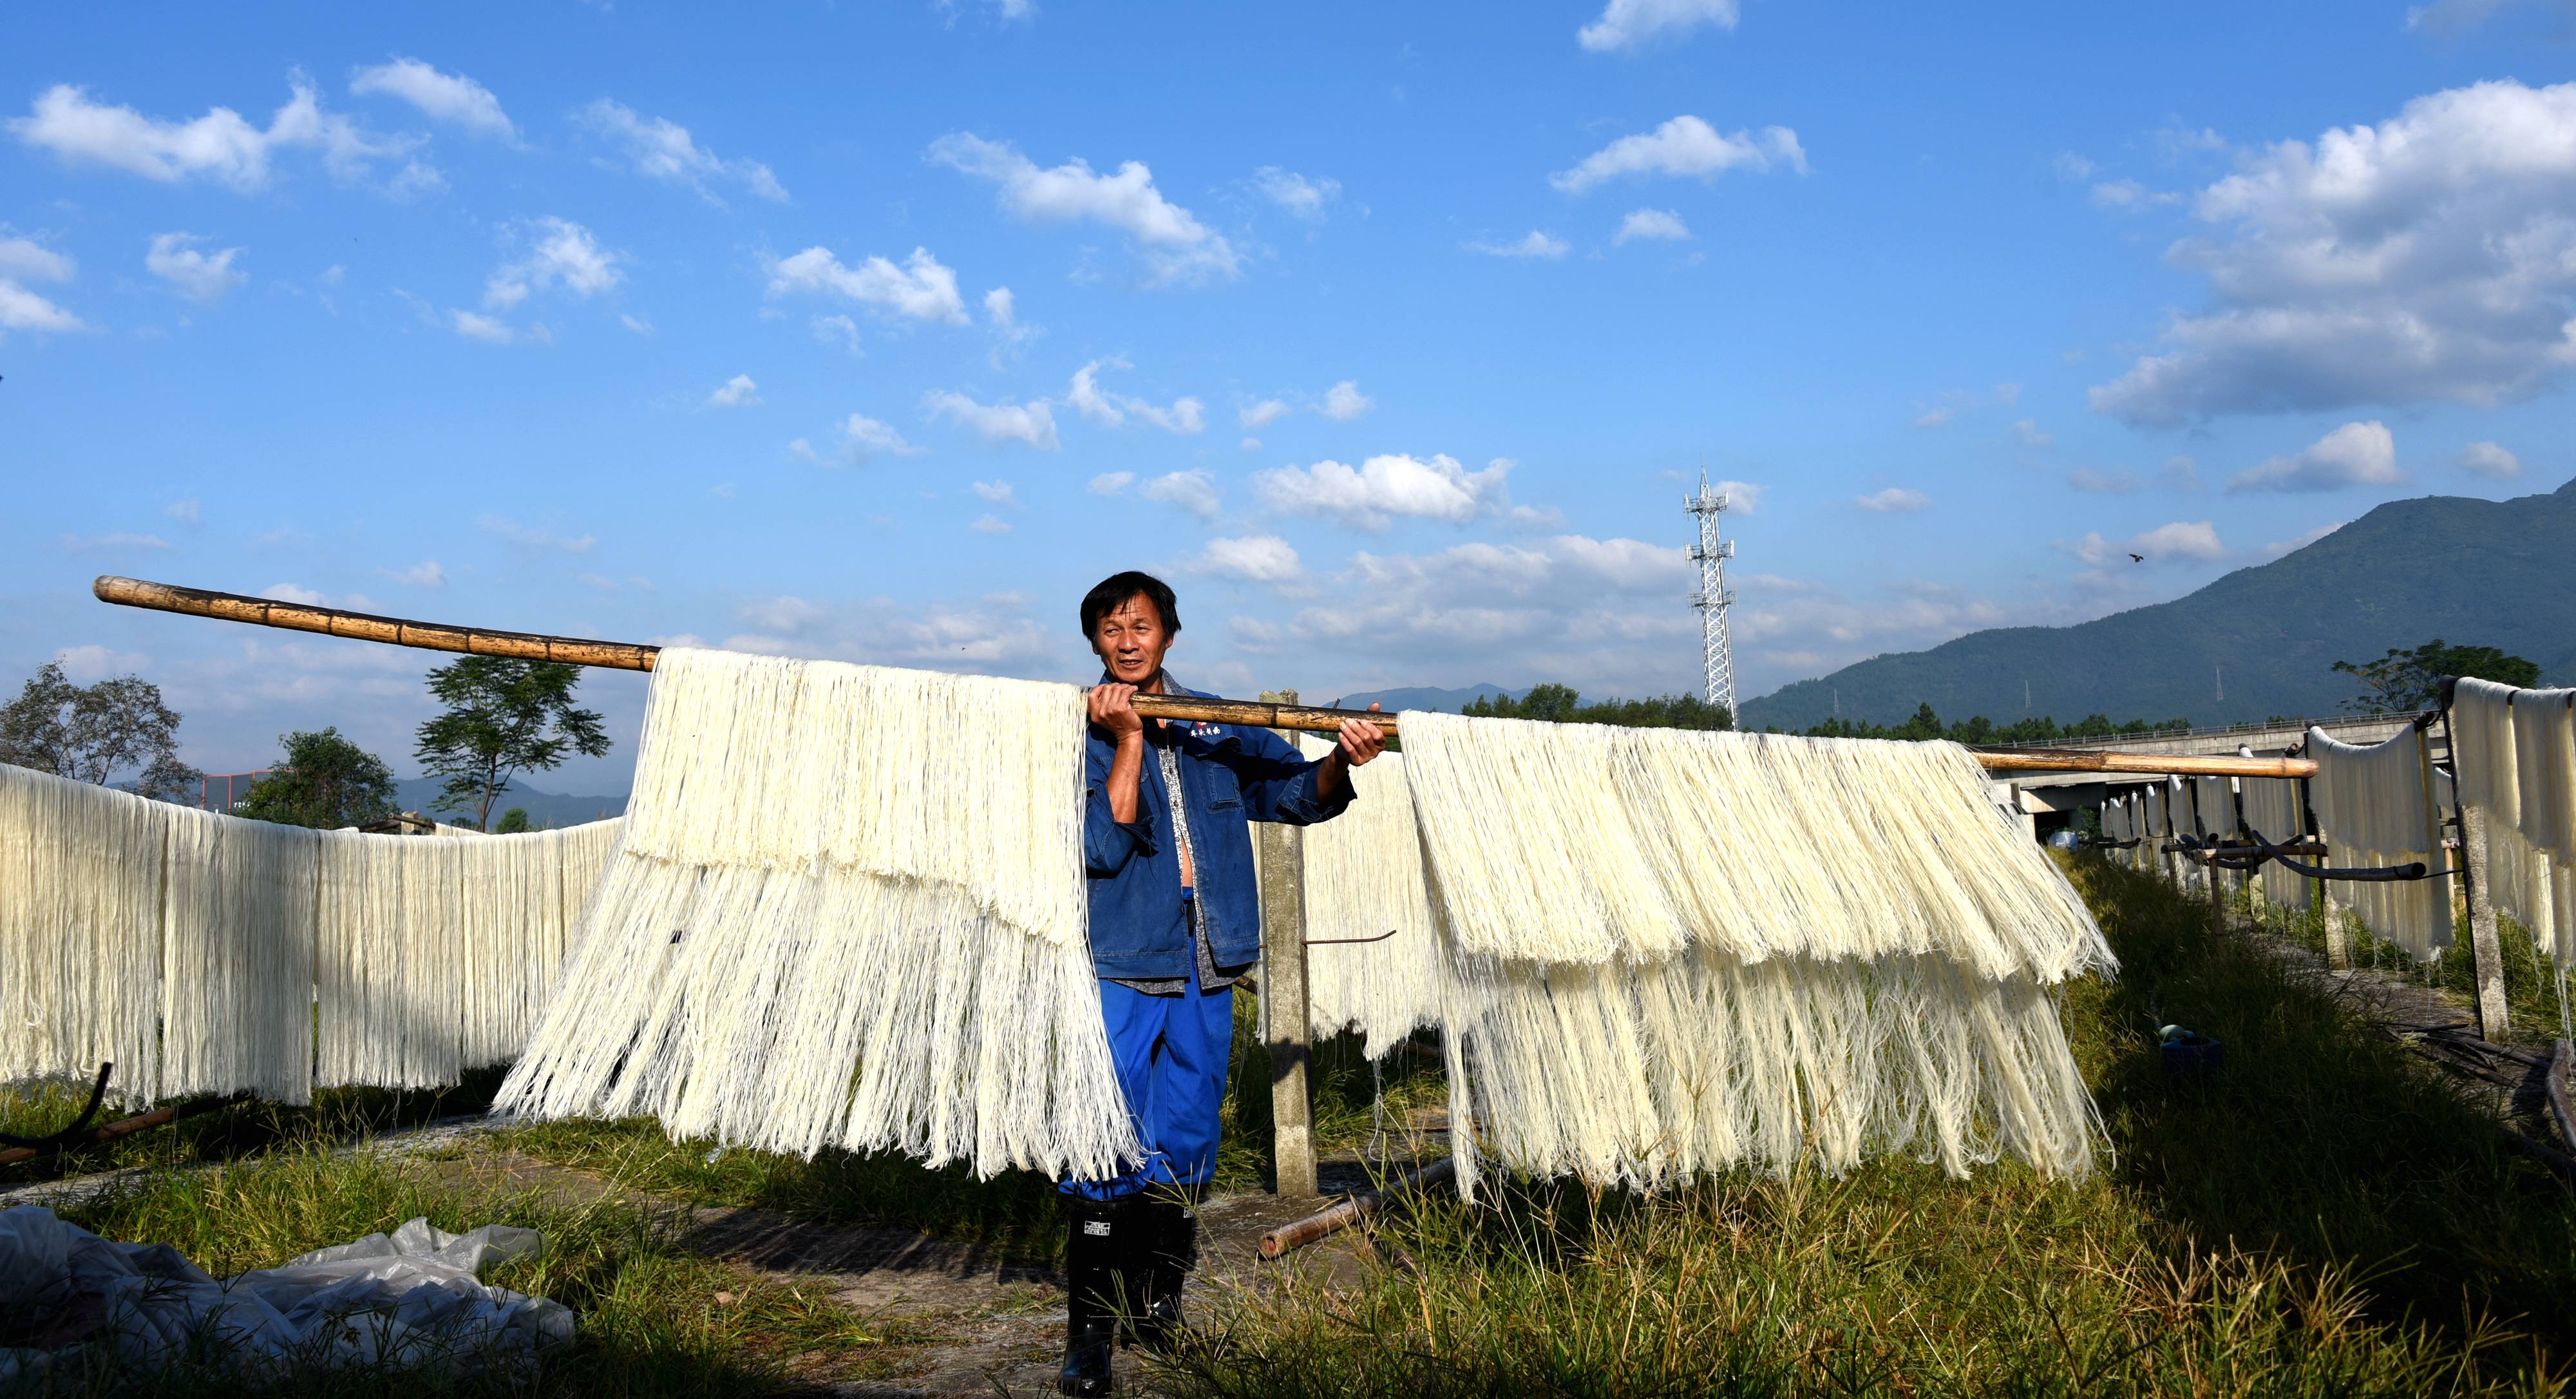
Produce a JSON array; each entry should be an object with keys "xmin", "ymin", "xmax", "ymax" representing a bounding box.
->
[{"xmin": 1082, "ymin": 676, "xmax": 1354, "ymax": 980}]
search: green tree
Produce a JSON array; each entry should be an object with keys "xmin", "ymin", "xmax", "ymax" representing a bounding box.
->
[
  {"xmin": 2332, "ymin": 639, "xmax": 2541, "ymax": 714},
  {"xmin": 231, "ymin": 728, "xmax": 398, "ymax": 829},
  {"xmin": 413, "ymin": 658, "xmax": 609, "ymax": 831},
  {"xmin": 0, "ymin": 661, "xmax": 201, "ymax": 801},
  {"xmin": 1460, "ymin": 685, "xmax": 1733, "ymax": 731},
  {"xmin": 493, "ymin": 806, "xmax": 533, "ymax": 834}
]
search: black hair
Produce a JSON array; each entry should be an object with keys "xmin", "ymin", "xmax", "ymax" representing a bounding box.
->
[{"xmin": 1080, "ymin": 570, "xmax": 1181, "ymax": 639}]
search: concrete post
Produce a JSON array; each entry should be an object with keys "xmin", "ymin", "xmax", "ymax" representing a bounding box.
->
[
  {"xmin": 2323, "ymin": 884, "xmax": 2351, "ymax": 969},
  {"xmin": 1255, "ymin": 689, "xmax": 1318, "ymax": 1199},
  {"xmin": 2461, "ymin": 803, "xmax": 2511, "ymax": 1042}
]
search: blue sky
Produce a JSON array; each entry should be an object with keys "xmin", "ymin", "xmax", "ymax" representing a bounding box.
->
[{"xmin": 4, "ymin": 0, "xmax": 2572, "ymax": 794}]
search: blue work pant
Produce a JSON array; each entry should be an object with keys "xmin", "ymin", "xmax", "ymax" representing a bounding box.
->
[{"xmin": 1060, "ymin": 962, "xmax": 1235, "ymax": 1201}]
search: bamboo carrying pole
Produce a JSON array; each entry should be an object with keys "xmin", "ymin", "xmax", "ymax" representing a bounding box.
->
[{"xmin": 91, "ymin": 575, "xmax": 2322, "ymax": 775}]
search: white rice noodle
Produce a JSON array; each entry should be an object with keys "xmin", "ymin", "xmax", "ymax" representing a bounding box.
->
[
  {"xmin": 160, "ymin": 806, "xmax": 319, "ymax": 1104},
  {"xmin": 0, "ymin": 762, "xmax": 171, "ymax": 1103},
  {"xmin": 2239, "ymin": 777, "xmax": 2312, "ymax": 911},
  {"xmin": 1397, "ymin": 712, "xmax": 2111, "ymax": 1191},
  {"xmin": 2307, "ymin": 725, "xmax": 2451, "ymax": 960},
  {"xmin": 495, "ymin": 648, "xmax": 1135, "ymax": 1181},
  {"xmin": 1291, "ymin": 735, "xmax": 1442, "ymax": 1058},
  {"xmin": 1396, "ymin": 713, "xmax": 2109, "ymax": 983},
  {"xmin": 2452, "ymin": 678, "xmax": 2576, "ymax": 964},
  {"xmin": 2191, "ymin": 776, "xmax": 2233, "ymax": 841}
]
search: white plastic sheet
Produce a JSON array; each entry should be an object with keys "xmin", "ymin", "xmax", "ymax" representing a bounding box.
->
[{"xmin": 0, "ymin": 1206, "xmax": 571, "ymax": 1383}]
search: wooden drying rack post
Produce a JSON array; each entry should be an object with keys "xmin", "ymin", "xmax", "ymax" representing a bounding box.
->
[{"xmin": 91, "ymin": 576, "xmax": 2320, "ymax": 777}]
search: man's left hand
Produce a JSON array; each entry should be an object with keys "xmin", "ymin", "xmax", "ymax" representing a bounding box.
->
[{"xmin": 1336, "ymin": 703, "xmax": 1387, "ymax": 767}]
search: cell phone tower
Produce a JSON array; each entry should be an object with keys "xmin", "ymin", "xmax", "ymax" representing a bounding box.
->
[{"xmin": 1685, "ymin": 471, "xmax": 1737, "ymax": 718}]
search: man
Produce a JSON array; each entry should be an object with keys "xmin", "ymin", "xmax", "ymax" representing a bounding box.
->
[{"xmin": 1061, "ymin": 569, "xmax": 1383, "ymax": 1396}]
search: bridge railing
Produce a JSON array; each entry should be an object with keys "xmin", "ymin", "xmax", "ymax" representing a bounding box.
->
[{"xmin": 2003, "ymin": 709, "xmax": 2430, "ymax": 751}]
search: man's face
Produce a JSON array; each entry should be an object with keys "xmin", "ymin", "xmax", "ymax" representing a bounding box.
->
[{"xmin": 1092, "ymin": 593, "xmax": 1172, "ymax": 685}]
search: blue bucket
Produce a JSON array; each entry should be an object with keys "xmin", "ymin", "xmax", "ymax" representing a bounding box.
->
[{"xmin": 2159, "ymin": 1024, "xmax": 2222, "ymax": 1078}]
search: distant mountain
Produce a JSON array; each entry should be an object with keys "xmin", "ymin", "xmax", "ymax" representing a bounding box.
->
[
  {"xmin": 1332, "ymin": 683, "xmax": 1530, "ymax": 713},
  {"xmin": 392, "ymin": 777, "xmax": 625, "ymax": 830},
  {"xmin": 1739, "ymin": 477, "xmax": 2576, "ymax": 732}
]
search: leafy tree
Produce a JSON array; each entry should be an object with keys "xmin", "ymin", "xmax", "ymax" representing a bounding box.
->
[
  {"xmin": 231, "ymin": 728, "xmax": 398, "ymax": 829},
  {"xmin": 1461, "ymin": 685, "xmax": 1732, "ymax": 731},
  {"xmin": 0, "ymin": 661, "xmax": 201, "ymax": 801},
  {"xmin": 414, "ymin": 658, "xmax": 609, "ymax": 831},
  {"xmin": 493, "ymin": 806, "xmax": 533, "ymax": 834},
  {"xmin": 1797, "ymin": 703, "xmax": 2190, "ymax": 745},
  {"xmin": 2332, "ymin": 639, "xmax": 2541, "ymax": 714}
]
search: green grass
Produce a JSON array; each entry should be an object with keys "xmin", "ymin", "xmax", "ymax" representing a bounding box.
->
[
  {"xmin": 12, "ymin": 857, "xmax": 2576, "ymax": 1395},
  {"xmin": 1160, "ymin": 856, "xmax": 2576, "ymax": 1397}
]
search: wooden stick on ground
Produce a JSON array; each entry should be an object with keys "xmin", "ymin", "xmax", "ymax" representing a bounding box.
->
[{"xmin": 92, "ymin": 574, "xmax": 2321, "ymax": 774}]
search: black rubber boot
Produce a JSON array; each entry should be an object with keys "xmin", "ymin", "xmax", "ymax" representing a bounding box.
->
[
  {"xmin": 1130, "ymin": 1189, "xmax": 1199, "ymax": 1353},
  {"xmin": 1059, "ymin": 1197, "xmax": 1122, "ymax": 1396}
]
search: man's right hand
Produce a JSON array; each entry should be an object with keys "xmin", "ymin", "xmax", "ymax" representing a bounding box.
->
[{"xmin": 1088, "ymin": 683, "xmax": 1146, "ymax": 740}]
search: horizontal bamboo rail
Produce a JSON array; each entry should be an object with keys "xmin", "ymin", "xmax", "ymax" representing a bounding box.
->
[{"xmin": 93, "ymin": 575, "xmax": 2318, "ymax": 775}]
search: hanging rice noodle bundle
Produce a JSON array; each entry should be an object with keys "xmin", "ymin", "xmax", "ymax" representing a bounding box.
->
[
  {"xmin": 160, "ymin": 806, "xmax": 321, "ymax": 1103},
  {"xmin": 496, "ymin": 648, "xmax": 1135, "ymax": 1181},
  {"xmin": 1395, "ymin": 712, "xmax": 2111, "ymax": 1192},
  {"xmin": 1292, "ymin": 734, "xmax": 1442, "ymax": 1058},
  {"xmin": 2306, "ymin": 725, "xmax": 2450, "ymax": 959},
  {"xmin": 2238, "ymin": 777, "xmax": 2312, "ymax": 911},
  {"xmin": 2452, "ymin": 679, "xmax": 2576, "ymax": 964},
  {"xmin": 0, "ymin": 762, "xmax": 171, "ymax": 1103}
]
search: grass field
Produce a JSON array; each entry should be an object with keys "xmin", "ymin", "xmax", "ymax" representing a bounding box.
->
[{"xmin": 6, "ymin": 853, "xmax": 2573, "ymax": 1396}]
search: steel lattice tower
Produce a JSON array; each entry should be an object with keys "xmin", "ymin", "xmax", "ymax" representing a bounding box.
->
[{"xmin": 1685, "ymin": 472, "xmax": 1737, "ymax": 717}]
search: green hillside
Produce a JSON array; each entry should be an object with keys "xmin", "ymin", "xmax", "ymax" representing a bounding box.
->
[{"xmin": 1739, "ymin": 477, "xmax": 2576, "ymax": 731}]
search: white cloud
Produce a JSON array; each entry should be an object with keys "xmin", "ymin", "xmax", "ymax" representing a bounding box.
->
[
  {"xmin": 484, "ymin": 216, "xmax": 621, "ymax": 309},
  {"xmin": 2054, "ymin": 151, "xmax": 2097, "ymax": 182},
  {"xmin": 971, "ymin": 479, "xmax": 1018, "ymax": 507},
  {"xmin": 620, "ymin": 312, "xmax": 654, "ymax": 335},
  {"xmin": 766, "ymin": 245, "xmax": 967, "ymax": 325},
  {"xmin": 59, "ymin": 532, "xmax": 173, "ymax": 553},
  {"xmin": 0, "ymin": 280, "xmax": 88, "ymax": 334},
  {"xmin": 2090, "ymin": 80, "xmax": 2576, "ymax": 426},
  {"xmin": 923, "ymin": 389, "xmax": 1059, "ymax": 449},
  {"xmin": 51, "ymin": 645, "xmax": 151, "ymax": 684},
  {"xmin": 811, "ymin": 313, "xmax": 860, "ymax": 354},
  {"xmin": 2089, "ymin": 179, "xmax": 2181, "ymax": 211},
  {"xmin": 348, "ymin": 58, "xmax": 514, "ymax": 140},
  {"xmin": 927, "ymin": 132, "xmax": 1238, "ymax": 285},
  {"xmin": 1911, "ymin": 406, "xmax": 1955, "ymax": 429},
  {"xmin": 969, "ymin": 513, "xmax": 1012, "ymax": 535},
  {"xmin": 144, "ymin": 233, "xmax": 246, "ymax": 303},
  {"xmin": 1143, "ymin": 470, "xmax": 1222, "ymax": 520},
  {"xmin": 2459, "ymin": 440, "xmax": 2522, "ymax": 479},
  {"xmin": 9, "ymin": 78, "xmax": 424, "ymax": 193},
  {"xmin": 983, "ymin": 285, "xmax": 1039, "ymax": 363},
  {"xmin": 1257, "ymin": 453, "xmax": 1526, "ymax": 531},
  {"xmin": 1551, "ymin": 115, "xmax": 1806, "ymax": 195},
  {"xmin": 0, "ymin": 233, "xmax": 74, "ymax": 283},
  {"xmin": 1468, "ymin": 230, "xmax": 1571, "ymax": 259},
  {"xmin": 2012, "ymin": 418, "xmax": 2054, "ymax": 446},
  {"xmin": 2263, "ymin": 520, "xmax": 2347, "ymax": 557},
  {"xmin": 843, "ymin": 412, "xmax": 924, "ymax": 461},
  {"xmin": 706, "ymin": 374, "xmax": 761, "ymax": 408},
  {"xmin": 1321, "ymin": 379, "xmax": 1373, "ymax": 421},
  {"xmin": 575, "ymin": 98, "xmax": 785, "ymax": 203},
  {"xmin": 787, "ymin": 437, "xmax": 821, "ymax": 463},
  {"xmin": 2074, "ymin": 520, "xmax": 2226, "ymax": 565},
  {"xmin": 1254, "ymin": 167, "xmax": 1341, "ymax": 221},
  {"xmin": 1192, "ymin": 535, "xmax": 1305, "ymax": 585},
  {"xmin": 1240, "ymin": 397, "xmax": 1290, "ymax": 430},
  {"xmin": 2403, "ymin": 0, "xmax": 2552, "ymax": 35},
  {"xmin": 381, "ymin": 560, "xmax": 447, "ymax": 587},
  {"xmin": 163, "ymin": 498, "xmax": 200, "ymax": 526},
  {"xmin": 1066, "ymin": 357, "xmax": 1204, "ymax": 433},
  {"xmin": 2226, "ymin": 420, "xmax": 2403, "ymax": 493},
  {"xmin": 1088, "ymin": 471, "xmax": 1135, "ymax": 495},
  {"xmin": 1711, "ymin": 479, "xmax": 1765, "ymax": 512},
  {"xmin": 2068, "ymin": 466, "xmax": 2145, "ymax": 494},
  {"xmin": 716, "ymin": 591, "xmax": 1057, "ymax": 672},
  {"xmin": 1242, "ymin": 437, "xmax": 1262, "ymax": 452},
  {"xmin": 1613, "ymin": 208, "xmax": 1690, "ymax": 243},
  {"xmin": 450, "ymin": 309, "xmax": 513, "ymax": 343},
  {"xmin": 1855, "ymin": 487, "xmax": 1931, "ymax": 513},
  {"xmin": 477, "ymin": 513, "xmax": 594, "ymax": 551},
  {"xmin": 1578, "ymin": 0, "xmax": 1739, "ymax": 52}
]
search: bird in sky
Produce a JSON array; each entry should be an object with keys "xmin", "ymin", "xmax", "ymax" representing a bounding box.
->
[{"xmin": 2128, "ymin": 553, "xmax": 2145, "ymax": 562}]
